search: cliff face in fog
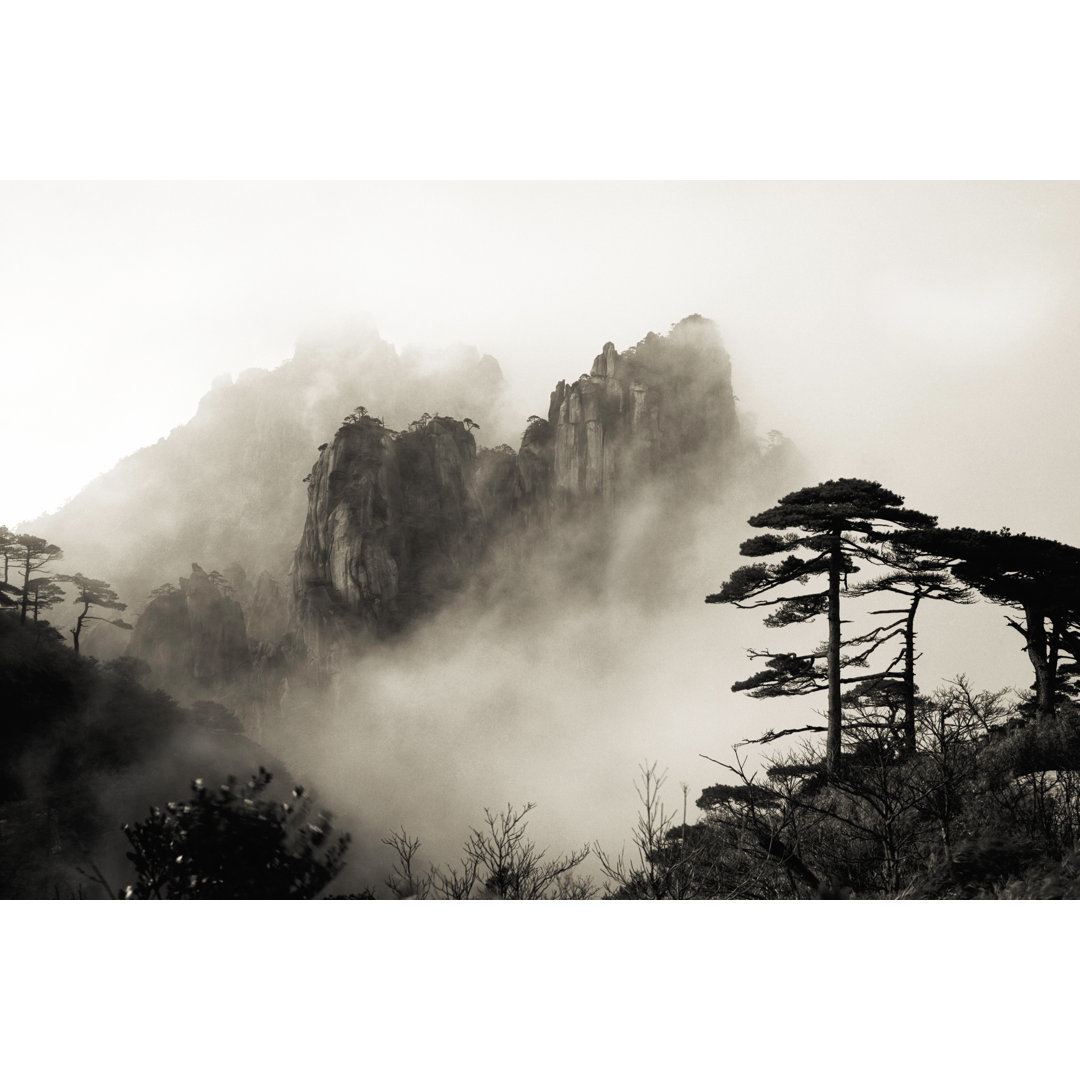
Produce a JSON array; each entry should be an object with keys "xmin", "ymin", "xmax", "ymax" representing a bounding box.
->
[
  {"xmin": 290, "ymin": 316, "xmax": 742, "ymax": 661},
  {"xmin": 292, "ymin": 415, "xmax": 500, "ymax": 657},
  {"xmin": 119, "ymin": 315, "xmax": 767, "ymax": 709},
  {"xmin": 547, "ymin": 315, "xmax": 738, "ymax": 507},
  {"xmin": 29, "ymin": 325, "xmax": 510, "ymax": 616},
  {"xmin": 127, "ymin": 563, "xmax": 251, "ymax": 696}
]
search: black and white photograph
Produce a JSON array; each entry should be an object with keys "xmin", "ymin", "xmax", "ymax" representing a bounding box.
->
[
  {"xmin": 3, "ymin": 4, "xmax": 1077, "ymax": 1074},
  {"xmin": 7, "ymin": 180, "xmax": 1080, "ymax": 904}
]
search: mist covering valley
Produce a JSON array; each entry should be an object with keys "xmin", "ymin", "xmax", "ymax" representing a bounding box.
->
[
  {"xmin": 7, "ymin": 185, "xmax": 1080, "ymax": 899},
  {"xmin": 9, "ymin": 282, "xmax": 1080, "ymax": 899},
  {"xmin": 6, "ymin": 315, "xmax": 810, "ymax": 894}
]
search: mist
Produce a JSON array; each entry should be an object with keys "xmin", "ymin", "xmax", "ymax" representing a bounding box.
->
[
  {"xmin": 261, "ymin": 447, "xmax": 1037, "ymax": 894},
  {"xmin": 267, "ymin": 474, "xmax": 775, "ymax": 889},
  {"xmin": 5, "ymin": 182, "xmax": 1079, "ymax": 897},
  {"xmin": 7, "ymin": 183, "xmax": 1080, "ymax": 538}
]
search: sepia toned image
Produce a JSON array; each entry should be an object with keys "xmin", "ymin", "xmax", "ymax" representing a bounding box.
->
[{"xmin": 4, "ymin": 180, "xmax": 1080, "ymax": 901}]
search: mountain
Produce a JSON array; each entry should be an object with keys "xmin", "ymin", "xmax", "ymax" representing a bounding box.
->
[
  {"xmin": 8, "ymin": 313, "xmax": 805, "ymax": 891},
  {"xmin": 548, "ymin": 314, "xmax": 739, "ymax": 506},
  {"xmin": 288, "ymin": 314, "xmax": 747, "ymax": 667},
  {"xmin": 119, "ymin": 315, "xmax": 798, "ymax": 702},
  {"xmin": 28, "ymin": 324, "xmax": 511, "ymax": 628},
  {"xmin": 292, "ymin": 414, "xmax": 492, "ymax": 661},
  {"xmin": 126, "ymin": 563, "xmax": 251, "ymax": 692}
]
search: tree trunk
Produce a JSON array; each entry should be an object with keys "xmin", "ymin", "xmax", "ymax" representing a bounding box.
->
[
  {"xmin": 19, "ymin": 552, "xmax": 30, "ymax": 624},
  {"xmin": 902, "ymin": 594, "xmax": 920, "ymax": 754},
  {"xmin": 826, "ymin": 529, "xmax": 842, "ymax": 775},
  {"xmin": 1025, "ymin": 605, "xmax": 1056, "ymax": 724},
  {"xmin": 71, "ymin": 605, "xmax": 88, "ymax": 654}
]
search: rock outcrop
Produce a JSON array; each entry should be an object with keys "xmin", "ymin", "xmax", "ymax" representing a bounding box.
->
[
  {"xmin": 28, "ymin": 326, "xmax": 511, "ymax": 617},
  {"xmin": 127, "ymin": 564, "xmax": 251, "ymax": 696},
  {"xmin": 222, "ymin": 564, "xmax": 291, "ymax": 645},
  {"xmin": 547, "ymin": 314, "xmax": 738, "ymax": 507},
  {"xmin": 290, "ymin": 316, "xmax": 742, "ymax": 666},
  {"xmin": 291, "ymin": 415, "xmax": 495, "ymax": 659},
  {"xmin": 63, "ymin": 314, "xmax": 764, "ymax": 740}
]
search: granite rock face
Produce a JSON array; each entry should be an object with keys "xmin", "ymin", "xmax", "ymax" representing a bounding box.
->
[
  {"xmin": 291, "ymin": 415, "xmax": 493, "ymax": 659},
  {"xmin": 548, "ymin": 315, "xmax": 738, "ymax": 507},
  {"xmin": 246, "ymin": 570, "xmax": 291, "ymax": 645},
  {"xmin": 290, "ymin": 316, "xmax": 741, "ymax": 664},
  {"xmin": 127, "ymin": 564, "xmax": 251, "ymax": 695},
  {"xmin": 222, "ymin": 564, "xmax": 292, "ymax": 646},
  {"xmin": 28, "ymin": 326, "xmax": 510, "ymax": 616}
]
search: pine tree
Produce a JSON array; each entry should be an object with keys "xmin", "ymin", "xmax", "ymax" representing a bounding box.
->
[
  {"xmin": 56, "ymin": 573, "xmax": 132, "ymax": 653},
  {"xmin": 707, "ymin": 479, "xmax": 936, "ymax": 774},
  {"xmin": 10, "ymin": 534, "xmax": 63, "ymax": 624},
  {"xmin": 893, "ymin": 527, "xmax": 1080, "ymax": 724},
  {"xmin": 846, "ymin": 545, "xmax": 974, "ymax": 752}
]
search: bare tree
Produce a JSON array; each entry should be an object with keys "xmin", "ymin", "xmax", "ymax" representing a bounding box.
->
[
  {"xmin": 595, "ymin": 763, "xmax": 750, "ymax": 898},
  {"xmin": 383, "ymin": 828, "xmax": 432, "ymax": 899},
  {"xmin": 465, "ymin": 804, "xmax": 592, "ymax": 899},
  {"xmin": 381, "ymin": 805, "xmax": 593, "ymax": 899}
]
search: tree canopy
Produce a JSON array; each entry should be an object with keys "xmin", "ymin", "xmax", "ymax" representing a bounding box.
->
[
  {"xmin": 893, "ymin": 527, "xmax": 1080, "ymax": 722},
  {"xmin": 56, "ymin": 573, "xmax": 131, "ymax": 653},
  {"xmin": 120, "ymin": 768, "xmax": 350, "ymax": 900}
]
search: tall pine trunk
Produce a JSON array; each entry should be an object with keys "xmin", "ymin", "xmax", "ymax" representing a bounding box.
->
[
  {"xmin": 902, "ymin": 595, "xmax": 920, "ymax": 754},
  {"xmin": 826, "ymin": 529, "xmax": 842, "ymax": 775},
  {"xmin": 19, "ymin": 551, "xmax": 30, "ymax": 624}
]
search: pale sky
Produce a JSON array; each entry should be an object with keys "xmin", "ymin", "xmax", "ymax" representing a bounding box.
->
[{"xmin": 3, "ymin": 181, "xmax": 1080, "ymax": 550}]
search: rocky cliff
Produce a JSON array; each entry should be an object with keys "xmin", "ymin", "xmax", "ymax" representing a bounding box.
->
[
  {"xmin": 222, "ymin": 564, "xmax": 291, "ymax": 645},
  {"xmin": 126, "ymin": 563, "xmax": 252, "ymax": 697},
  {"xmin": 291, "ymin": 414, "xmax": 500, "ymax": 659},
  {"xmin": 29, "ymin": 325, "xmax": 511, "ymax": 616},
  {"xmin": 547, "ymin": 314, "xmax": 738, "ymax": 507},
  {"xmin": 289, "ymin": 316, "xmax": 743, "ymax": 664},
  {"xmin": 124, "ymin": 315, "xmax": 760, "ymax": 706}
]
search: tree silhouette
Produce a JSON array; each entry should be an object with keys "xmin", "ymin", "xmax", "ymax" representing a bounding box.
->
[
  {"xmin": 56, "ymin": 573, "xmax": 131, "ymax": 653},
  {"xmin": 893, "ymin": 527, "xmax": 1080, "ymax": 724},
  {"xmin": 120, "ymin": 768, "xmax": 350, "ymax": 899},
  {"xmin": 10, "ymin": 534, "xmax": 63, "ymax": 624},
  {"xmin": 147, "ymin": 582, "xmax": 180, "ymax": 603},
  {"xmin": 382, "ymin": 804, "xmax": 593, "ymax": 899},
  {"xmin": 26, "ymin": 576, "xmax": 67, "ymax": 622},
  {"xmin": 846, "ymin": 545, "xmax": 975, "ymax": 752},
  {"xmin": 707, "ymin": 479, "xmax": 936, "ymax": 774},
  {"xmin": 0, "ymin": 525, "xmax": 16, "ymax": 588},
  {"xmin": 0, "ymin": 528, "xmax": 18, "ymax": 610}
]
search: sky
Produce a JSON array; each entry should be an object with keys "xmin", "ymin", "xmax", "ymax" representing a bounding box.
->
[{"xmin": 4, "ymin": 181, "xmax": 1080, "ymax": 549}]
